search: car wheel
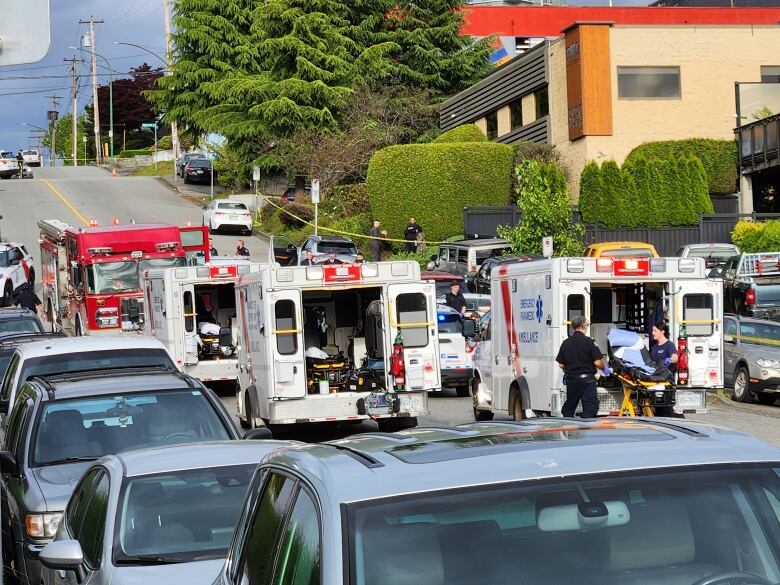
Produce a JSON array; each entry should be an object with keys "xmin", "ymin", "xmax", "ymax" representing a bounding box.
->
[
  {"xmin": 455, "ymin": 384, "xmax": 470, "ymax": 398},
  {"xmin": 241, "ymin": 394, "xmax": 252, "ymax": 429},
  {"xmin": 512, "ymin": 390, "xmax": 525, "ymax": 421},
  {"xmin": 733, "ymin": 366, "xmax": 753, "ymax": 403},
  {"xmin": 377, "ymin": 417, "xmax": 418, "ymax": 432},
  {"xmin": 756, "ymin": 393, "xmax": 778, "ymax": 406},
  {"xmin": 472, "ymin": 379, "xmax": 494, "ymax": 421},
  {"xmin": 2, "ymin": 282, "xmax": 12, "ymax": 307}
]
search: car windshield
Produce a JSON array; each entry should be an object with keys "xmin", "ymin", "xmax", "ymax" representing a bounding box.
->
[
  {"xmin": 318, "ymin": 241, "xmax": 357, "ymax": 254},
  {"xmin": 0, "ymin": 318, "xmax": 42, "ymax": 336},
  {"xmin": 740, "ymin": 322, "xmax": 780, "ymax": 345},
  {"xmin": 115, "ymin": 463, "xmax": 255, "ymax": 563},
  {"xmin": 475, "ymin": 247, "xmax": 509, "ymax": 264},
  {"xmin": 138, "ymin": 257, "xmax": 186, "ymax": 272},
  {"xmin": 1, "ymin": 152, "xmax": 13, "ymax": 158},
  {"xmin": 687, "ymin": 247, "xmax": 738, "ymax": 263},
  {"xmin": 18, "ymin": 349, "xmax": 174, "ymax": 391},
  {"xmin": 601, "ymin": 248, "xmax": 654, "ymax": 258},
  {"xmin": 87, "ymin": 261, "xmax": 139, "ymax": 293},
  {"xmin": 218, "ymin": 202, "xmax": 248, "ymax": 211},
  {"xmin": 348, "ymin": 465, "xmax": 780, "ymax": 585},
  {"xmin": 437, "ymin": 313, "xmax": 462, "ymax": 334},
  {"xmin": 32, "ymin": 389, "xmax": 231, "ymax": 466},
  {"xmin": 22, "ymin": 150, "xmax": 37, "ymax": 156}
]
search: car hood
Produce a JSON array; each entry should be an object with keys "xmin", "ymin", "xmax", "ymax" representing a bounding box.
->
[
  {"xmin": 30, "ymin": 461, "xmax": 95, "ymax": 511},
  {"xmin": 742, "ymin": 343, "xmax": 780, "ymax": 362},
  {"xmin": 109, "ymin": 559, "xmax": 224, "ymax": 585}
]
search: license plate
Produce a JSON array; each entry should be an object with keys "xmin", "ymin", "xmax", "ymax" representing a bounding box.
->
[
  {"xmin": 676, "ymin": 391, "xmax": 704, "ymax": 408},
  {"xmin": 399, "ymin": 392, "xmax": 425, "ymax": 413},
  {"xmin": 366, "ymin": 392, "xmax": 392, "ymax": 415},
  {"xmin": 230, "ymin": 216, "xmax": 241, "ymax": 221}
]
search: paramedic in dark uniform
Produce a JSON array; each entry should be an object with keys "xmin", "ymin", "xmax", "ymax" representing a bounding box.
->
[{"xmin": 555, "ymin": 315, "xmax": 608, "ymax": 418}]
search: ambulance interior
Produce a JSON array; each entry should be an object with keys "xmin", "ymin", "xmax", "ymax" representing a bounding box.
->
[
  {"xmin": 187, "ymin": 284, "xmax": 238, "ymax": 357},
  {"xmin": 566, "ymin": 282, "xmax": 670, "ymax": 362}
]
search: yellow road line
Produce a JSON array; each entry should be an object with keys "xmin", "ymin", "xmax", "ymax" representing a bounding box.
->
[{"xmin": 41, "ymin": 179, "xmax": 89, "ymax": 226}]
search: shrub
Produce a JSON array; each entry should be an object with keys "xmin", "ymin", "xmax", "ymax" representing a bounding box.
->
[
  {"xmin": 367, "ymin": 142, "xmax": 515, "ymax": 243},
  {"xmin": 320, "ymin": 183, "xmax": 370, "ymax": 218},
  {"xmin": 625, "ymin": 138, "xmax": 738, "ymax": 195},
  {"xmin": 432, "ymin": 124, "xmax": 487, "ymax": 143},
  {"xmin": 157, "ymin": 135, "xmax": 172, "ymax": 150},
  {"xmin": 279, "ymin": 203, "xmax": 313, "ymax": 229},
  {"xmin": 578, "ymin": 161, "xmax": 604, "ymax": 225},
  {"xmin": 388, "ymin": 250, "xmax": 431, "ymax": 270},
  {"xmin": 117, "ymin": 148, "xmax": 152, "ymax": 158},
  {"xmin": 732, "ymin": 220, "xmax": 769, "ymax": 252},
  {"xmin": 499, "ymin": 160, "xmax": 583, "ymax": 257},
  {"xmin": 326, "ymin": 212, "xmax": 372, "ymax": 252}
]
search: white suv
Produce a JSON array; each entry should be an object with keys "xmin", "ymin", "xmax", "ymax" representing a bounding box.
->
[
  {"xmin": 0, "ymin": 150, "xmax": 20, "ymax": 179},
  {"xmin": 437, "ymin": 304, "xmax": 476, "ymax": 397},
  {"xmin": 0, "ymin": 243, "xmax": 34, "ymax": 306},
  {"xmin": 202, "ymin": 200, "xmax": 253, "ymax": 235},
  {"xmin": 22, "ymin": 149, "xmax": 41, "ymax": 167}
]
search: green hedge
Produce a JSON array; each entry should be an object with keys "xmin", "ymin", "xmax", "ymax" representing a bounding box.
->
[
  {"xmin": 732, "ymin": 220, "xmax": 780, "ymax": 252},
  {"xmin": 579, "ymin": 156, "xmax": 712, "ymax": 228},
  {"xmin": 367, "ymin": 142, "xmax": 514, "ymax": 243},
  {"xmin": 625, "ymin": 138, "xmax": 738, "ymax": 195},
  {"xmin": 117, "ymin": 148, "xmax": 152, "ymax": 158},
  {"xmin": 433, "ymin": 124, "xmax": 487, "ymax": 143}
]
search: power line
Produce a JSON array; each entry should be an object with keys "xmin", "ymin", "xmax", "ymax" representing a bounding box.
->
[{"xmin": 0, "ymin": 53, "xmax": 166, "ymax": 73}]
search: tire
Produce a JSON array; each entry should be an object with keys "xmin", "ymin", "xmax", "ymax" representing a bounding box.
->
[
  {"xmin": 245, "ymin": 228, "xmax": 253, "ymax": 236},
  {"xmin": 471, "ymin": 378, "xmax": 494, "ymax": 421},
  {"xmin": 756, "ymin": 393, "xmax": 778, "ymax": 406},
  {"xmin": 512, "ymin": 391, "xmax": 526, "ymax": 421},
  {"xmin": 455, "ymin": 384, "xmax": 470, "ymax": 398},
  {"xmin": 240, "ymin": 393, "xmax": 252, "ymax": 429},
  {"xmin": 733, "ymin": 366, "xmax": 753, "ymax": 403},
  {"xmin": 377, "ymin": 417, "xmax": 418, "ymax": 432},
  {"xmin": 27, "ymin": 267, "xmax": 35, "ymax": 286},
  {"xmin": 2, "ymin": 282, "xmax": 12, "ymax": 307}
]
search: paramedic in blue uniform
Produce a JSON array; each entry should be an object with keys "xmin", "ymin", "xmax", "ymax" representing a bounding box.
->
[
  {"xmin": 650, "ymin": 322, "xmax": 678, "ymax": 371},
  {"xmin": 555, "ymin": 315, "xmax": 608, "ymax": 418}
]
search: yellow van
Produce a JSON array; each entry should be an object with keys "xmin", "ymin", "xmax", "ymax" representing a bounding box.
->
[{"xmin": 584, "ymin": 241, "xmax": 659, "ymax": 258}]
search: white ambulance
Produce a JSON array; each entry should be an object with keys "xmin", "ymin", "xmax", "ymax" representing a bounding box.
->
[
  {"xmin": 471, "ymin": 256, "xmax": 722, "ymax": 420},
  {"xmin": 234, "ymin": 260, "xmax": 441, "ymax": 430},
  {"xmin": 142, "ymin": 258, "xmax": 261, "ymax": 382}
]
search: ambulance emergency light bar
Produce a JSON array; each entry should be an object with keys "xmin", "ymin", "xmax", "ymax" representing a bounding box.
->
[
  {"xmin": 565, "ymin": 257, "xmax": 696, "ymax": 274},
  {"xmin": 276, "ymin": 262, "xmax": 408, "ymax": 284}
]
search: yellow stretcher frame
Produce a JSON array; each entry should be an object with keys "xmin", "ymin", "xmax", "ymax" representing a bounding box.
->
[{"xmin": 615, "ymin": 374, "xmax": 674, "ymax": 417}]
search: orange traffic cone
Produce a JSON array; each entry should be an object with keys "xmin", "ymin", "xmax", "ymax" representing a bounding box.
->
[{"xmin": 111, "ymin": 167, "xmax": 117, "ymax": 177}]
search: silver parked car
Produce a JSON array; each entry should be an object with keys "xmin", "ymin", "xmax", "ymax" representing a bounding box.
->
[
  {"xmin": 39, "ymin": 440, "xmax": 290, "ymax": 585},
  {"xmin": 724, "ymin": 313, "xmax": 780, "ymax": 405},
  {"xmin": 212, "ymin": 418, "xmax": 780, "ymax": 585}
]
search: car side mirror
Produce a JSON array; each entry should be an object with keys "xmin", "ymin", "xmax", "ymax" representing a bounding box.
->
[
  {"xmin": 244, "ymin": 427, "xmax": 273, "ymax": 440},
  {"xmin": 462, "ymin": 318, "xmax": 478, "ymax": 339},
  {"xmin": 40, "ymin": 540, "xmax": 86, "ymax": 581},
  {"xmin": 0, "ymin": 451, "xmax": 16, "ymax": 475},
  {"xmin": 724, "ymin": 334, "xmax": 736, "ymax": 344}
]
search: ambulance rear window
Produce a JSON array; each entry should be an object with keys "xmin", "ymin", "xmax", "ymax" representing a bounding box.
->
[
  {"xmin": 396, "ymin": 293, "xmax": 429, "ymax": 348},
  {"xmin": 683, "ymin": 294, "xmax": 714, "ymax": 336}
]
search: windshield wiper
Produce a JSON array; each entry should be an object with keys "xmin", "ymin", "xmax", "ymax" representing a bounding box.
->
[
  {"xmin": 37, "ymin": 456, "xmax": 99, "ymax": 467},
  {"xmin": 115, "ymin": 555, "xmax": 185, "ymax": 565}
]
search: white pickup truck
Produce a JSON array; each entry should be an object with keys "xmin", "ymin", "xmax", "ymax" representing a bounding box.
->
[{"xmin": 0, "ymin": 150, "xmax": 20, "ymax": 179}]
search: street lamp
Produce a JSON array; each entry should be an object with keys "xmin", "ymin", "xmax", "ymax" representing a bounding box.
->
[
  {"xmin": 113, "ymin": 41, "xmax": 166, "ymax": 64},
  {"xmin": 83, "ymin": 135, "xmax": 88, "ymax": 165},
  {"xmin": 71, "ymin": 45, "xmax": 114, "ymax": 166}
]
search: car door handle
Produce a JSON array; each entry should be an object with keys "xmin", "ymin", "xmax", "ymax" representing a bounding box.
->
[{"xmin": 495, "ymin": 356, "xmax": 499, "ymax": 364}]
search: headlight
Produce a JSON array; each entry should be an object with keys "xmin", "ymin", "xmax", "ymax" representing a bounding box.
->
[
  {"xmin": 756, "ymin": 358, "xmax": 780, "ymax": 369},
  {"xmin": 26, "ymin": 512, "xmax": 63, "ymax": 539}
]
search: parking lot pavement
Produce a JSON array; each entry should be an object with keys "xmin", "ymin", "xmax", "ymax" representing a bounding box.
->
[{"xmin": 218, "ymin": 388, "xmax": 780, "ymax": 448}]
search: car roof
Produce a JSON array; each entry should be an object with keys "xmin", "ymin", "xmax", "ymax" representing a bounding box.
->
[
  {"xmin": 442, "ymin": 238, "xmax": 508, "ymax": 248},
  {"xmin": 0, "ymin": 309, "xmax": 38, "ymax": 321},
  {"xmin": 0, "ymin": 242, "xmax": 24, "ymax": 251},
  {"xmin": 110, "ymin": 440, "xmax": 299, "ymax": 477},
  {"xmin": 724, "ymin": 313, "xmax": 778, "ymax": 325},
  {"xmin": 266, "ymin": 419, "xmax": 780, "ymax": 503},
  {"xmin": 14, "ymin": 334, "xmax": 169, "ymax": 359},
  {"xmin": 684, "ymin": 243, "xmax": 738, "ymax": 249},
  {"xmin": 586, "ymin": 241, "xmax": 656, "ymax": 249},
  {"xmin": 310, "ymin": 235, "xmax": 353, "ymax": 243},
  {"xmin": 30, "ymin": 367, "xmax": 195, "ymax": 401}
]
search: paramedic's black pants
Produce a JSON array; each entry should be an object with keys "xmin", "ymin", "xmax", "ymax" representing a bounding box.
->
[{"xmin": 562, "ymin": 376, "xmax": 599, "ymax": 418}]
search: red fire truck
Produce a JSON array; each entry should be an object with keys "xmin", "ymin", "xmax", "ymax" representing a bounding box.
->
[{"xmin": 38, "ymin": 219, "xmax": 209, "ymax": 335}]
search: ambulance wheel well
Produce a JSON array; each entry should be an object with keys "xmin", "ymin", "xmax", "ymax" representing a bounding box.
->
[
  {"xmin": 245, "ymin": 386, "xmax": 261, "ymax": 428},
  {"xmin": 508, "ymin": 378, "xmax": 531, "ymax": 415}
]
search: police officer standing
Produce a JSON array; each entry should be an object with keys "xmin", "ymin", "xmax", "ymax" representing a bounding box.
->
[
  {"xmin": 444, "ymin": 281, "xmax": 466, "ymax": 314},
  {"xmin": 555, "ymin": 315, "xmax": 609, "ymax": 418},
  {"xmin": 235, "ymin": 240, "xmax": 250, "ymax": 256},
  {"xmin": 403, "ymin": 217, "xmax": 422, "ymax": 253},
  {"xmin": 12, "ymin": 283, "xmax": 44, "ymax": 318}
]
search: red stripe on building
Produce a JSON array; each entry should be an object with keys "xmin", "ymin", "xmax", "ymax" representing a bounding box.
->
[{"xmin": 462, "ymin": 7, "xmax": 780, "ymax": 37}]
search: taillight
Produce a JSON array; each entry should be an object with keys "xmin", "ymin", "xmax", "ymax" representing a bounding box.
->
[
  {"xmin": 596, "ymin": 258, "xmax": 613, "ymax": 272},
  {"xmin": 677, "ymin": 338, "xmax": 688, "ymax": 385},
  {"xmin": 746, "ymin": 288, "xmax": 756, "ymax": 305},
  {"xmin": 96, "ymin": 307, "xmax": 119, "ymax": 328}
]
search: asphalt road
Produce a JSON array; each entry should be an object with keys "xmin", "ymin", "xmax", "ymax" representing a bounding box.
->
[{"xmin": 2, "ymin": 167, "xmax": 780, "ymax": 448}]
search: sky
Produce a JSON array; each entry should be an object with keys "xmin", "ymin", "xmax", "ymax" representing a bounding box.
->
[
  {"xmin": 0, "ymin": 0, "xmax": 170, "ymax": 153},
  {"xmin": 0, "ymin": 0, "xmax": 650, "ymax": 154}
]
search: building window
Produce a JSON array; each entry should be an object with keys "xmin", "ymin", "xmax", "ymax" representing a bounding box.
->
[
  {"xmin": 510, "ymin": 99, "xmax": 523, "ymax": 130},
  {"xmin": 485, "ymin": 111, "xmax": 498, "ymax": 140},
  {"xmin": 534, "ymin": 88, "xmax": 549, "ymax": 119},
  {"xmin": 617, "ymin": 66, "xmax": 681, "ymax": 99},
  {"xmin": 761, "ymin": 66, "xmax": 780, "ymax": 83}
]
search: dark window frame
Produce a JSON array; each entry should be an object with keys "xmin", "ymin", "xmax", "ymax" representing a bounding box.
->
[
  {"xmin": 510, "ymin": 99, "xmax": 523, "ymax": 130},
  {"xmin": 485, "ymin": 111, "xmax": 498, "ymax": 140}
]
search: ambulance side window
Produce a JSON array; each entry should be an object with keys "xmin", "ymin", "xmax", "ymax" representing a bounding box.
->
[
  {"xmin": 183, "ymin": 291, "xmax": 195, "ymax": 333},
  {"xmin": 683, "ymin": 294, "xmax": 714, "ymax": 336},
  {"xmin": 567, "ymin": 295, "xmax": 585, "ymax": 336},
  {"xmin": 275, "ymin": 300, "xmax": 298, "ymax": 355},
  {"xmin": 396, "ymin": 293, "xmax": 429, "ymax": 348}
]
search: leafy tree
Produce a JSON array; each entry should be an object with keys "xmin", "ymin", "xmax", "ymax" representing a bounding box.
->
[
  {"xmin": 499, "ymin": 160, "xmax": 583, "ymax": 257},
  {"xmin": 599, "ymin": 160, "xmax": 625, "ymax": 230},
  {"xmin": 98, "ymin": 64, "xmax": 163, "ymax": 135},
  {"xmin": 43, "ymin": 113, "xmax": 92, "ymax": 165},
  {"xmin": 578, "ymin": 161, "xmax": 603, "ymax": 225}
]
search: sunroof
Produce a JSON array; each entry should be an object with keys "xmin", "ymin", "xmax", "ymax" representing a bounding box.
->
[{"xmin": 386, "ymin": 425, "xmax": 674, "ymax": 465}]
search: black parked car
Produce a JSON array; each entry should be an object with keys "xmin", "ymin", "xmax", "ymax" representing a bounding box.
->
[
  {"xmin": 183, "ymin": 159, "xmax": 216, "ymax": 184},
  {"xmin": 176, "ymin": 152, "xmax": 207, "ymax": 177},
  {"xmin": 467, "ymin": 255, "xmax": 542, "ymax": 294},
  {"xmin": 0, "ymin": 308, "xmax": 44, "ymax": 339}
]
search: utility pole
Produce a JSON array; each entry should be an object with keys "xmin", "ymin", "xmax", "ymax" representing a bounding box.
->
[
  {"xmin": 47, "ymin": 94, "xmax": 61, "ymax": 167},
  {"xmin": 79, "ymin": 17, "xmax": 104, "ymax": 164},
  {"xmin": 161, "ymin": 0, "xmax": 180, "ymax": 168},
  {"xmin": 64, "ymin": 55, "xmax": 84, "ymax": 166}
]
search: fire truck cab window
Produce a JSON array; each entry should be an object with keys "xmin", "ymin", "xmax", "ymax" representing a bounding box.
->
[
  {"xmin": 395, "ymin": 293, "xmax": 428, "ymax": 348},
  {"xmin": 683, "ymin": 294, "xmax": 714, "ymax": 336},
  {"xmin": 275, "ymin": 300, "xmax": 298, "ymax": 355},
  {"xmin": 183, "ymin": 291, "xmax": 195, "ymax": 333},
  {"xmin": 87, "ymin": 261, "xmax": 138, "ymax": 294}
]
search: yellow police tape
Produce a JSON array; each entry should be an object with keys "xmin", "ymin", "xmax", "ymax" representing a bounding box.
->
[
  {"xmin": 733, "ymin": 334, "xmax": 780, "ymax": 346},
  {"xmin": 261, "ymin": 196, "xmax": 445, "ymax": 246}
]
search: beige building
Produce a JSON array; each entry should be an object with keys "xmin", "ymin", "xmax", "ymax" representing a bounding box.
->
[{"xmin": 441, "ymin": 23, "xmax": 780, "ymax": 209}]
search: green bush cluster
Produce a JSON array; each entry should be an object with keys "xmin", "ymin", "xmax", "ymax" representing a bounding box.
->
[
  {"xmin": 157, "ymin": 135, "xmax": 173, "ymax": 150},
  {"xmin": 388, "ymin": 250, "xmax": 431, "ymax": 270},
  {"xmin": 326, "ymin": 212, "xmax": 372, "ymax": 252},
  {"xmin": 579, "ymin": 156, "xmax": 712, "ymax": 229},
  {"xmin": 625, "ymin": 138, "xmax": 738, "ymax": 195},
  {"xmin": 366, "ymin": 142, "xmax": 515, "ymax": 243},
  {"xmin": 731, "ymin": 220, "xmax": 780, "ymax": 252},
  {"xmin": 117, "ymin": 149, "xmax": 152, "ymax": 158},
  {"xmin": 279, "ymin": 203, "xmax": 314, "ymax": 229},
  {"xmin": 432, "ymin": 124, "xmax": 487, "ymax": 143}
]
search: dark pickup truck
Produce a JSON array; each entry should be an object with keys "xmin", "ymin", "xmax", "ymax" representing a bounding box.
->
[{"xmin": 723, "ymin": 252, "xmax": 780, "ymax": 320}]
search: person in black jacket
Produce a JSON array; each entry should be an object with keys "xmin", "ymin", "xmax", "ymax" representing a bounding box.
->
[
  {"xmin": 235, "ymin": 240, "xmax": 250, "ymax": 256},
  {"xmin": 12, "ymin": 284, "xmax": 43, "ymax": 317},
  {"xmin": 444, "ymin": 281, "xmax": 466, "ymax": 314},
  {"xmin": 16, "ymin": 151, "xmax": 24, "ymax": 177},
  {"xmin": 555, "ymin": 316, "xmax": 608, "ymax": 418},
  {"xmin": 403, "ymin": 217, "xmax": 422, "ymax": 253},
  {"xmin": 209, "ymin": 238, "xmax": 218, "ymax": 257}
]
